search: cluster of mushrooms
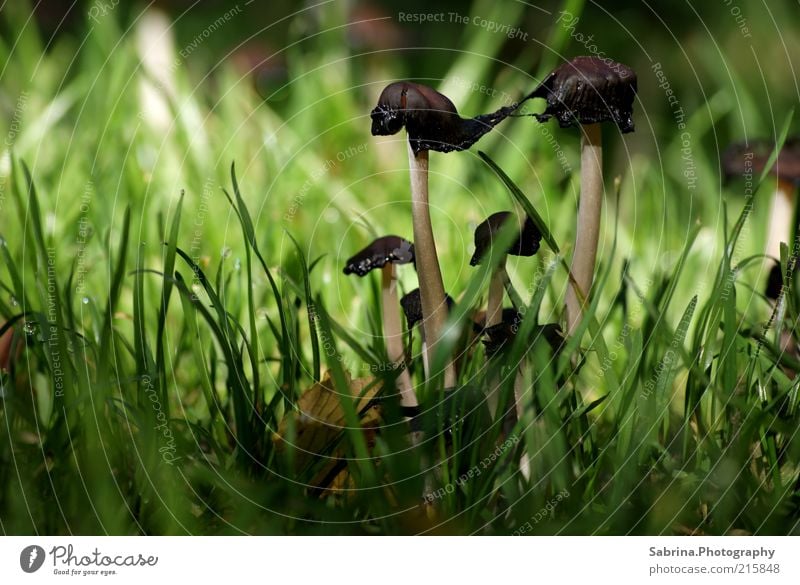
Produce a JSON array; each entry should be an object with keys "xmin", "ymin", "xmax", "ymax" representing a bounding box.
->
[
  {"xmin": 342, "ymin": 55, "xmax": 639, "ymax": 435},
  {"xmin": 340, "ymin": 56, "xmax": 799, "ymax": 467}
]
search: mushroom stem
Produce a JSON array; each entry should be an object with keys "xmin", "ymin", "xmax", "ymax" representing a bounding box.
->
[
  {"xmin": 566, "ymin": 123, "xmax": 603, "ymax": 335},
  {"xmin": 513, "ymin": 369, "xmax": 526, "ymax": 422},
  {"xmin": 487, "ymin": 262, "xmax": 506, "ymax": 328},
  {"xmin": 514, "ymin": 371, "xmax": 531, "ymax": 481},
  {"xmin": 485, "ymin": 263, "xmax": 507, "ymax": 418},
  {"xmin": 766, "ymin": 179, "xmax": 795, "ymax": 265},
  {"xmin": 381, "ymin": 263, "xmax": 417, "ymax": 407},
  {"xmin": 407, "ymin": 143, "xmax": 457, "ymax": 389}
]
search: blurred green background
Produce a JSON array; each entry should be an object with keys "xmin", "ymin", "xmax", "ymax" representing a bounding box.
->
[{"xmin": 1, "ymin": 0, "xmax": 799, "ymax": 535}]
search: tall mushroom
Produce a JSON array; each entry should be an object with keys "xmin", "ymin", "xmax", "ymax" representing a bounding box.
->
[
  {"xmin": 343, "ymin": 235, "xmax": 418, "ymax": 407},
  {"xmin": 370, "ymin": 81, "xmax": 523, "ymax": 387},
  {"xmin": 528, "ymin": 56, "xmax": 637, "ymax": 334},
  {"xmin": 722, "ymin": 138, "xmax": 800, "ymax": 298}
]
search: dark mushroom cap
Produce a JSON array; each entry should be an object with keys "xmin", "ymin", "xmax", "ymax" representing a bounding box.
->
[
  {"xmin": 370, "ymin": 81, "xmax": 521, "ymax": 155},
  {"xmin": 765, "ymin": 263, "xmax": 784, "ymax": 300},
  {"xmin": 400, "ymin": 288, "xmax": 455, "ymax": 330},
  {"xmin": 472, "ymin": 308, "xmax": 522, "ymax": 334},
  {"xmin": 483, "ymin": 320, "xmax": 563, "ymax": 358},
  {"xmin": 530, "ymin": 56, "xmax": 637, "ymax": 133},
  {"xmin": 722, "ymin": 138, "xmax": 800, "ymax": 185},
  {"xmin": 343, "ymin": 235, "xmax": 415, "ymax": 277},
  {"xmin": 470, "ymin": 211, "xmax": 542, "ymax": 266}
]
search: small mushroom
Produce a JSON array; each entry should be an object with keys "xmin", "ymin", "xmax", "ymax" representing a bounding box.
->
[
  {"xmin": 723, "ymin": 138, "xmax": 800, "ymax": 299},
  {"xmin": 472, "ymin": 307, "xmax": 521, "ymax": 335},
  {"xmin": 528, "ymin": 56, "xmax": 637, "ymax": 334},
  {"xmin": 483, "ymin": 318, "xmax": 564, "ymax": 359},
  {"xmin": 400, "ymin": 287, "xmax": 455, "ymax": 380},
  {"xmin": 371, "ymin": 81, "xmax": 523, "ymax": 388},
  {"xmin": 344, "ymin": 236, "xmax": 418, "ymax": 407},
  {"xmin": 470, "ymin": 211, "xmax": 541, "ymax": 421},
  {"xmin": 470, "ymin": 211, "xmax": 541, "ymax": 330}
]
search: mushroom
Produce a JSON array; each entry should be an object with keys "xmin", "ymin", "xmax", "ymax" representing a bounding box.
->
[
  {"xmin": 482, "ymin": 317, "xmax": 564, "ymax": 359},
  {"xmin": 370, "ymin": 81, "xmax": 522, "ymax": 387},
  {"xmin": 722, "ymin": 138, "xmax": 800, "ymax": 299},
  {"xmin": 400, "ymin": 287, "xmax": 456, "ymax": 381},
  {"xmin": 472, "ymin": 307, "xmax": 522, "ymax": 335},
  {"xmin": 344, "ymin": 235, "xmax": 418, "ymax": 407},
  {"xmin": 470, "ymin": 211, "xmax": 542, "ymax": 330},
  {"xmin": 469, "ymin": 211, "xmax": 541, "ymax": 420},
  {"xmin": 528, "ymin": 56, "xmax": 637, "ymax": 334}
]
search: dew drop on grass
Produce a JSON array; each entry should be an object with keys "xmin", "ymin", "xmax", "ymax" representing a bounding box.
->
[
  {"xmin": 221, "ymin": 246, "xmax": 232, "ymax": 259},
  {"xmin": 9, "ymin": 296, "xmax": 18, "ymax": 307},
  {"xmin": 82, "ymin": 297, "xmax": 90, "ymax": 305},
  {"xmin": 234, "ymin": 258, "xmax": 241, "ymax": 271},
  {"xmin": 23, "ymin": 321, "xmax": 37, "ymax": 336}
]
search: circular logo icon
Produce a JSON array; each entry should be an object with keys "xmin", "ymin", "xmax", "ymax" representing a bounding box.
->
[{"xmin": 20, "ymin": 545, "xmax": 45, "ymax": 573}]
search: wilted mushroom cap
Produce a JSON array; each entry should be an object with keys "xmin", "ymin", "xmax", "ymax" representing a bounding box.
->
[
  {"xmin": 530, "ymin": 56, "xmax": 637, "ymax": 133},
  {"xmin": 400, "ymin": 288, "xmax": 455, "ymax": 329},
  {"xmin": 472, "ymin": 308, "xmax": 522, "ymax": 334},
  {"xmin": 722, "ymin": 138, "xmax": 800, "ymax": 185},
  {"xmin": 470, "ymin": 211, "xmax": 542, "ymax": 266},
  {"xmin": 370, "ymin": 81, "xmax": 522, "ymax": 155},
  {"xmin": 484, "ymin": 320, "xmax": 563, "ymax": 358},
  {"xmin": 343, "ymin": 235, "xmax": 415, "ymax": 277}
]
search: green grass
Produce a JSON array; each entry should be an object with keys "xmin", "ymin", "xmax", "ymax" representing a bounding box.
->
[{"xmin": 1, "ymin": 0, "xmax": 799, "ymax": 535}]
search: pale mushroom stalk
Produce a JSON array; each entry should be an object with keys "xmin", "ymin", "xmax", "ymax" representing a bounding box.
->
[
  {"xmin": 487, "ymin": 262, "xmax": 506, "ymax": 329},
  {"xmin": 485, "ymin": 258, "xmax": 509, "ymax": 417},
  {"xmin": 380, "ymin": 262, "xmax": 416, "ymax": 407},
  {"xmin": 566, "ymin": 123, "xmax": 603, "ymax": 334},
  {"xmin": 408, "ymin": 144, "xmax": 457, "ymax": 389},
  {"xmin": 721, "ymin": 137, "xmax": 800, "ymax": 299},
  {"xmin": 529, "ymin": 56, "xmax": 637, "ymax": 335},
  {"xmin": 371, "ymin": 81, "xmax": 523, "ymax": 389},
  {"xmin": 766, "ymin": 179, "xmax": 795, "ymax": 266}
]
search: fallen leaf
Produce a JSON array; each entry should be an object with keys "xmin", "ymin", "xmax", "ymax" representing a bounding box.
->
[{"xmin": 273, "ymin": 370, "xmax": 382, "ymax": 475}]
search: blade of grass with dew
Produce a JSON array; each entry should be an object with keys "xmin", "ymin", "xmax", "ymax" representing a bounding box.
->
[
  {"xmin": 226, "ymin": 164, "xmax": 294, "ymax": 399},
  {"xmin": 156, "ymin": 192, "xmax": 184, "ymax": 407},
  {"xmin": 19, "ymin": 162, "xmax": 78, "ymax": 417},
  {"xmin": 286, "ymin": 231, "xmax": 320, "ymax": 383},
  {"xmin": 229, "ymin": 168, "xmax": 262, "ymax": 407},
  {"xmin": 174, "ymin": 275, "xmax": 222, "ymax": 428},
  {"xmin": 172, "ymin": 257, "xmax": 255, "ymax": 463}
]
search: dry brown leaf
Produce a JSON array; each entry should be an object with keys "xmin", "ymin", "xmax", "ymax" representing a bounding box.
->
[{"xmin": 273, "ymin": 370, "xmax": 383, "ymax": 471}]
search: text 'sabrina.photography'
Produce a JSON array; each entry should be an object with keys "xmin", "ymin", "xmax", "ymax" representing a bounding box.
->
[{"xmin": 0, "ymin": 0, "xmax": 799, "ymax": 582}]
